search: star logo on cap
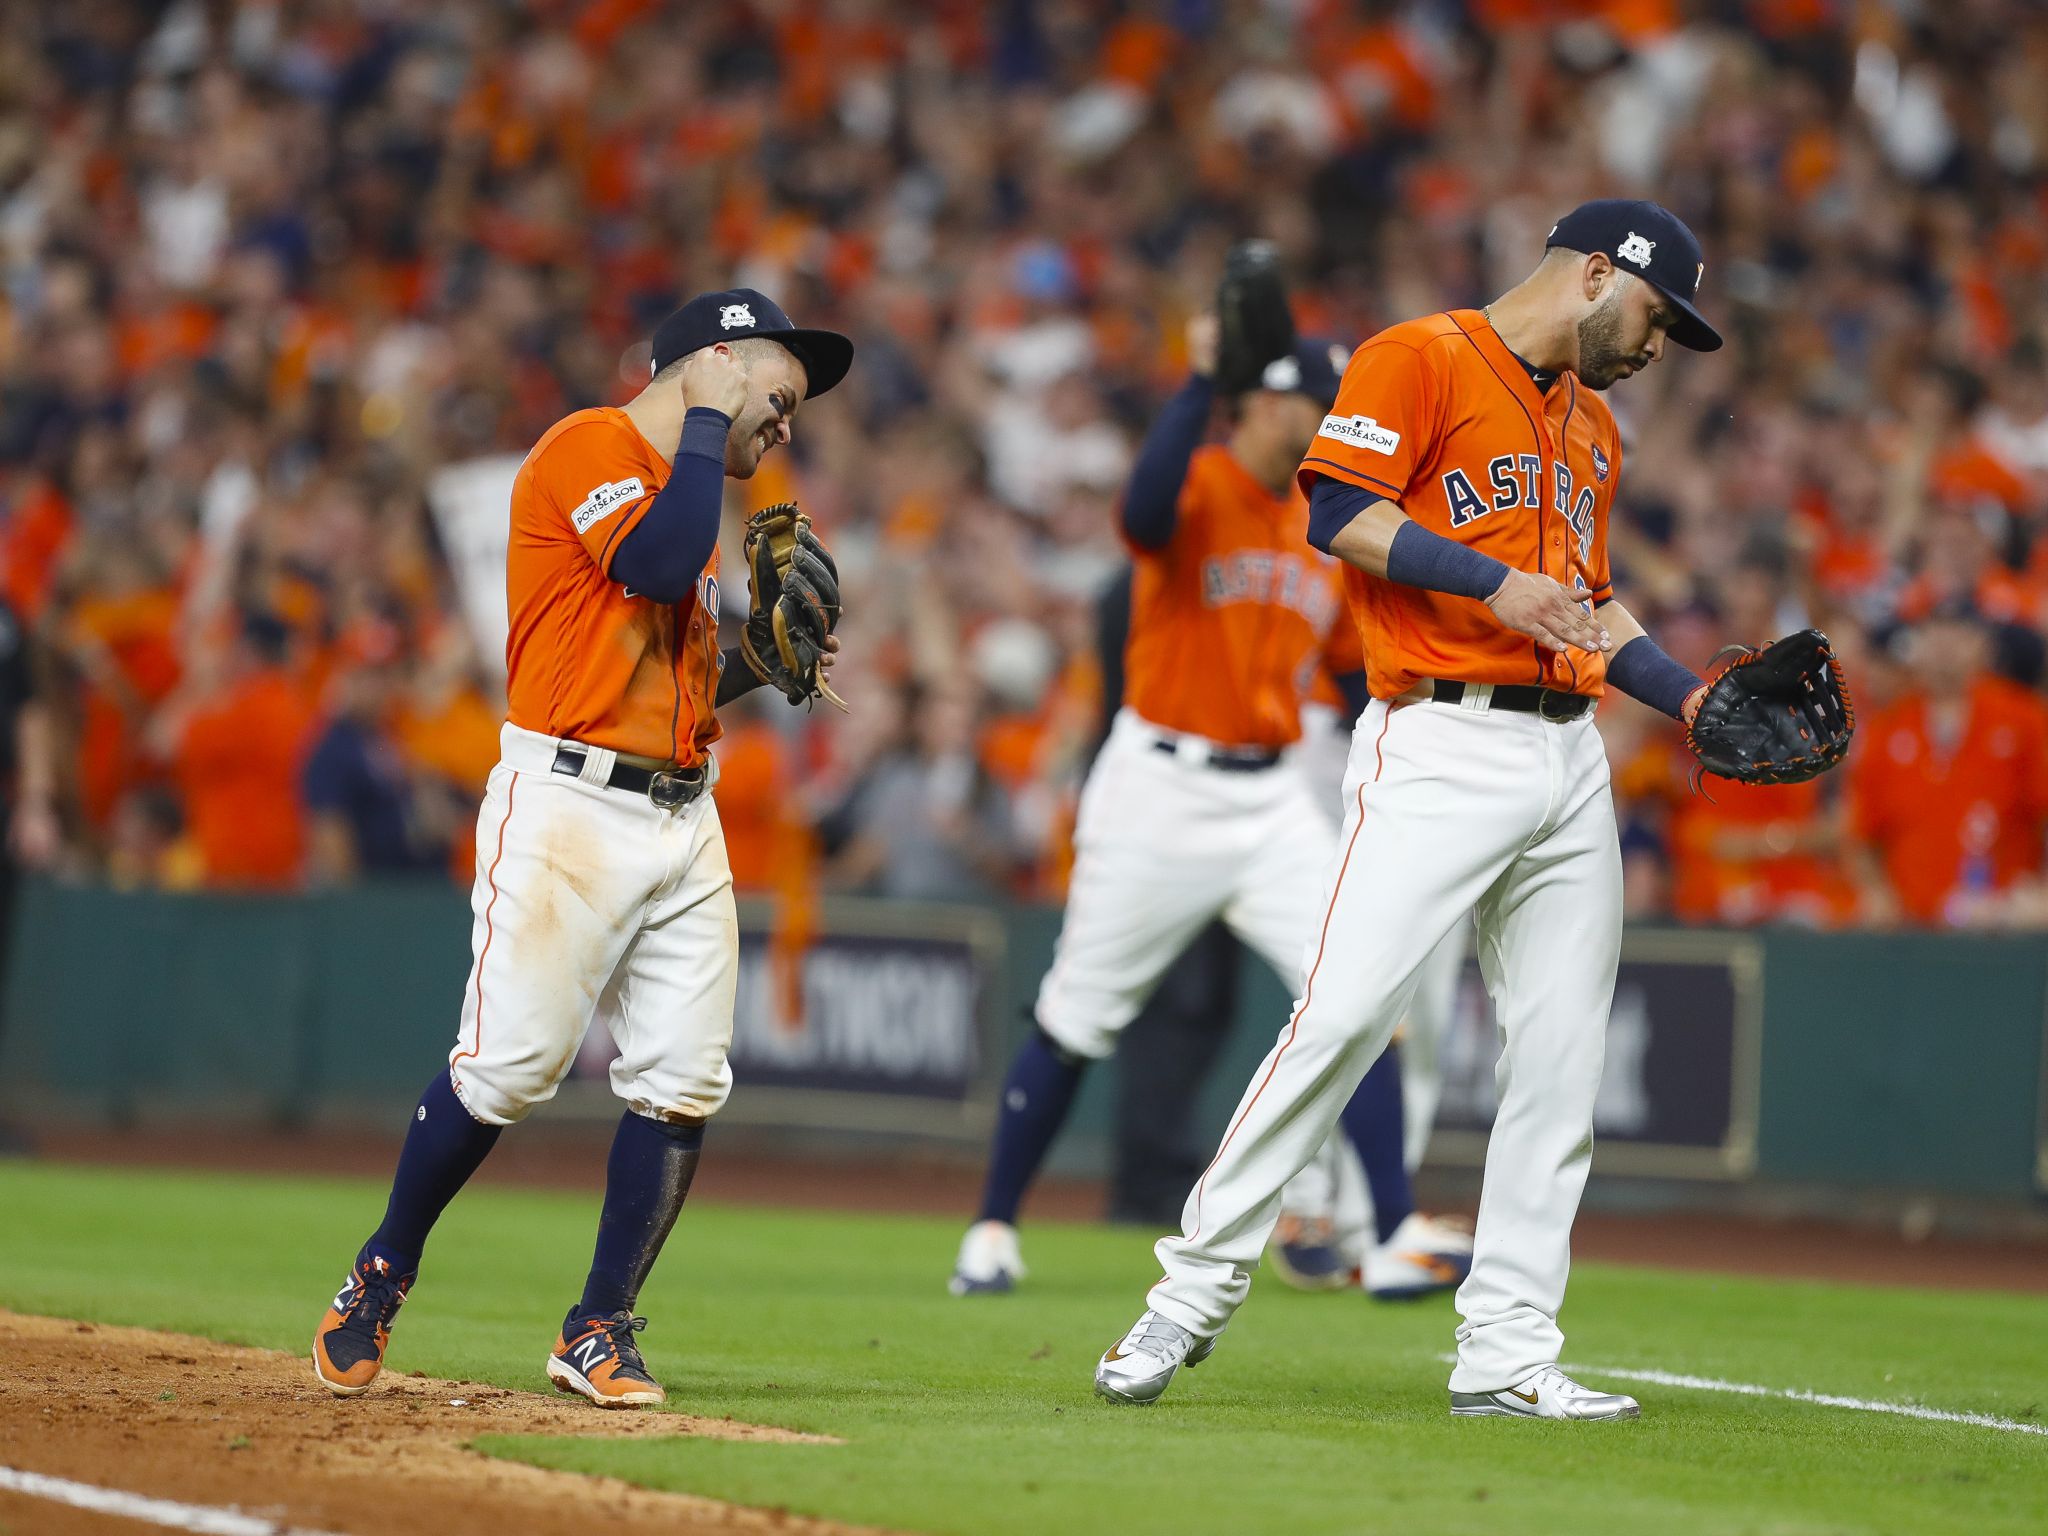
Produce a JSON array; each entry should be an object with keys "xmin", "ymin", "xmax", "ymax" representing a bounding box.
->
[
  {"xmin": 718, "ymin": 303, "xmax": 756, "ymax": 330},
  {"xmin": 1617, "ymin": 233, "xmax": 1655, "ymax": 268}
]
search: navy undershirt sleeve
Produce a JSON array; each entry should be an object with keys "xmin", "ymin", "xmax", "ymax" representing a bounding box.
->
[
  {"xmin": 1306, "ymin": 477, "xmax": 1380, "ymax": 554},
  {"xmin": 1120, "ymin": 375, "xmax": 1213, "ymax": 550},
  {"xmin": 608, "ymin": 407, "xmax": 730, "ymax": 604}
]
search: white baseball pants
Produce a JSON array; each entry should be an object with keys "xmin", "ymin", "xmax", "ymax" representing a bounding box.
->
[
  {"xmin": 1148, "ymin": 694, "xmax": 1622, "ymax": 1392},
  {"xmin": 1036, "ymin": 710, "xmax": 1336, "ymax": 1060},
  {"xmin": 446, "ymin": 723, "xmax": 739, "ymax": 1127},
  {"xmin": 1276, "ymin": 917, "xmax": 1469, "ymax": 1257}
]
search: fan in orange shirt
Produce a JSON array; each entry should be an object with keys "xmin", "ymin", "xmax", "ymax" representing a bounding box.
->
[
  {"xmin": 160, "ymin": 613, "xmax": 317, "ymax": 889},
  {"xmin": 1850, "ymin": 600, "xmax": 2048, "ymax": 927}
]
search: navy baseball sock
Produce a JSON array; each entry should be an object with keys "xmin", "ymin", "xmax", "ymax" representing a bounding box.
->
[
  {"xmin": 974, "ymin": 1029, "xmax": 1087, "ymax": 1226},
  {"xmin": 1339, "ymin": 1046, "xmax": 1415, "ymax": 1245},
  {"xmin": 364, "ymin": 1069, "xmax": 502, "ymax": 1275},
  {"xmin": 573, "ymin": 1112, "xmax": 705, "ymax": 1322}
]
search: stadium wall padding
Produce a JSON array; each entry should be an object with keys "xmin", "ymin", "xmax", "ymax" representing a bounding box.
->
[{"xmin": 15, "ymin": 880, "xmax": 2048, "ymax": 1202}]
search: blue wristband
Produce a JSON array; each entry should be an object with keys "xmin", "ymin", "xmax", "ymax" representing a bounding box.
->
[
  {"xmin": 1605, "ymin": 633, "xmax": 1705, "ymax": 720},
  {"xmin": 678, "ymin": 406, "xmax": 731, "ymax": 463},
  {"xmin": 1384, "ymin": 520, "xmax": 1512, "ymax": 602}
]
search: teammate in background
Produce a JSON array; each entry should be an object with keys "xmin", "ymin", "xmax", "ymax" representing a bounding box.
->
[
  {"xmin": 1096, "ymin": 201, "xmax": 1727, "ymax": 1421},
  {"xmin": 313, "ymin": 290, "xmax": 852, "ymax": 1407},
  {"xmin": 951, "ymin": 316, "xmax": 1472, "ymax": 1299}
]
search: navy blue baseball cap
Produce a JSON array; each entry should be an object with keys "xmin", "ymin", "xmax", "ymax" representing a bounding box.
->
[
  {"xmin": 649, "ymin": 288, "xmax": 855, "ymax": 398},
  {"xmin": 1545, "ymin": 200, "xmax": 1722, "ymax": 353},
  {"xmin": 1257, "ymin": 337, "xmax": 1350, "ymax": 409}
]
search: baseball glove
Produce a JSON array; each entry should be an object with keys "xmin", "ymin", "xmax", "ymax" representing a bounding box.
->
[
  {"xmin": 740, "ymin": 503, "xmax": 845, "ymax": 711},
  {"xmin": 1214, "ymin": 240, "xmax": 1297, "ymax": 395},
  {"xmin": 1684, "ymin": 628, "xmax": 1853, "ymax": 785}
]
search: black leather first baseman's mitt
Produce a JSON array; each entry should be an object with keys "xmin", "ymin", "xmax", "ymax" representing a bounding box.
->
[
  {"xmin": 1685, "ymin": 628, "xmax": 1854, "ymax": 785},
  {"xmin": 741, "ymin": 502, "xmax": 845, "ymax": 711},
  {"xmin": 1214, "ymin": 240, "xmax": 1297, "ymax": 395}
]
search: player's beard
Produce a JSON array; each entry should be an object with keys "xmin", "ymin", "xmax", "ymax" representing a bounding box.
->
[{"xmin": 1575, "ymin": 287, "xmax": 1643, "ymax": 391}]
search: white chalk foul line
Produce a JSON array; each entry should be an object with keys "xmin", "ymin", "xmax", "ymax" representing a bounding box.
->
[
  {"xmin": 1436, "ymin": 1356, "xmax": 2047, "ymax": 1438},
  {"xmin": 0, "ymin": 1466, "xmax": 342, "ymax": 1535},
  {"xmin": 1577, "ymin": 1363, "xmax": 2048, "ymax": 1437}
]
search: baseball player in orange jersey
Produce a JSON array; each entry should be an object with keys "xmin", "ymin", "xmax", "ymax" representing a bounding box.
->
[
  {"xmin": 313, "ymin": 289, "xmax": 852, "ymax": 1407},
  {"xmin": 1097, "ymin": 201, "xmax": 1728, "ymax": 1420},
  {"xmin": 952, "ymin": 318, "xmax": 1472, "ymax": 1299}
]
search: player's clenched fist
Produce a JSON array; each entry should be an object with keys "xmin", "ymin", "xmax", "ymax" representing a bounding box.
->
[
  {"xmin": 677, "ymin": 343, "xmax": 751, "ymax": 419},
  {"xmin": 1484, "ymin": 569, "xmax": 1611, "ymax": 654}
]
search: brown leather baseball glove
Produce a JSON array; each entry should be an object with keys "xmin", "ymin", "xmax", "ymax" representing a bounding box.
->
[{"xmin": 740, "ymin": 503, "xmax": 844, "ymax": 711}]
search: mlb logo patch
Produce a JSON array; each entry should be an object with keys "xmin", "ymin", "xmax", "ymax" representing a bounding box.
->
[
  {"xmin": 1591, "ymin": 444, "xmax": 1609, "ymax": 483},
  {"xmin": 1318, "ymin": 413, "xmax": 1401, "ymax": 456}
]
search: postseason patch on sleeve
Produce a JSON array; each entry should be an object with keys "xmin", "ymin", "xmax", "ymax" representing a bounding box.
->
[
  {"xmin": 570, "ymin": 477, "xmax": 646, "ymax": 534},
  {"xmin": 1317, "ymin": 414, "xmax": 1401, "ymax": 456}
]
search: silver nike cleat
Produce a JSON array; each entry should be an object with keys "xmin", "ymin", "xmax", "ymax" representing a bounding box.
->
[
  {"xmin": 1093, "ymin": 1310, "xmax": 1216, "ymax": 1405},
  {"xmin": 1450, "ymin": 1364, "xmax": 1640, "ymax": 1421}
]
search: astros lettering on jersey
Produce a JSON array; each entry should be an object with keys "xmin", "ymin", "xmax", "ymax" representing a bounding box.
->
[
  {"xmin": 1298, "ymin": 310, "xmax": 1621, "ymax": 699},
  {"xmin": 1125, "ymin": 445, "xmax": 1362, "ymax": 747},
  {"xmin": 506, "ymin": 406, "xmax": 723, "ymax": 766}
]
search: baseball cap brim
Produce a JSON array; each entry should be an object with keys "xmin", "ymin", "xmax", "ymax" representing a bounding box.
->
[
  {"xmin": 1652, "ymin": 286, "xmax": 1723, "ymax": 352},
  {"xmin": 771, "ymin": 327, "xmax": 855, "ymax": 398}
]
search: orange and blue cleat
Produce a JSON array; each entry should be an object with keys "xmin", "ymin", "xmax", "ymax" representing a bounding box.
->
[
  {"xmin": 546, "ymin": 1310, "xmax": 666, "ymax": 1407},
  {"xmin": 312, "ymin": 1253, "xmax": 415, "ymax": 1396}
]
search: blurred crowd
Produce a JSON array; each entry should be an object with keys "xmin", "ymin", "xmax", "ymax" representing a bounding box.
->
[{"xmin": 6, "ymin": 0, "xmax": 2048, "ymax": 929}]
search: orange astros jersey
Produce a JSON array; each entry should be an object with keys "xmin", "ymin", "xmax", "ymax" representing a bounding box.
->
[
  {"xmin": 505, "ymin": 406, "xmax": 723, "ymax": 765},
  {"xmin": 1298, "ymin": 309, "xmax": 1620, "ymax": 700},
  {"xmin": 1124, "ymin": 445, "xmax": 1361, "ymax": 749}
]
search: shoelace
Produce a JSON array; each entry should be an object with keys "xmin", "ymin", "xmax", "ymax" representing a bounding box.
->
[
  {"xmin": 594, "ymin": 1312, "xmax": 652, "ymax": 1378},
  {"xmin": 340, "ymin": 1262, "xmax": 408, "ymax": 1334},
  {"xmin": 1122, "ymin": 1312, "xmax": 1193, "ymax": 1363}
]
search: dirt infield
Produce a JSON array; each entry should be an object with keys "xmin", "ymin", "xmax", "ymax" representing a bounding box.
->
[{"xmin": 0, "ymin": 1311, "xmax": 879, "ymax": 1536}]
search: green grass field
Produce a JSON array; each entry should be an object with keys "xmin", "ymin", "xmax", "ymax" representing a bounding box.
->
[{"xmin": 3, "ymin": 1162, "xmax": 2044, "ymax": 1535}]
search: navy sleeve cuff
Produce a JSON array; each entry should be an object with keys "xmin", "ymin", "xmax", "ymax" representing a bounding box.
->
[
  {"xmin": 1604, "ymin": 634, "xmax": 1704, "ymax": 719},
  {"xmin": 678, "ymin": 406, "xmax": 731, "ymax": 463},
  {"xmin": 1383, "ymin": 520, "xmax": 1512, "ymax": 601}
]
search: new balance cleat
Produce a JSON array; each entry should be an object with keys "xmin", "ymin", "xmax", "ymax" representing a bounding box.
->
[
  {"xmin": 547, "ymin": 1310, "xmax": 666, "ymax": 1407},
  {"xmin": 949, "ymin": 1220, "xmax": 1026, "ymax": 1296},
  {"xmin": 1266, "ymin": 1214, "xmax": 1358, "ymax": 1291},
  {"xmin": 1364, "ymin": 1212, "xmax": 1473, "ymax": 1300},
  {"xmin": 1093, "ymin": 1310, "xmax": 1216, "ymax": 1405},
  {"xmin": 312, "ymin": 1253, "xmax": 414, "ymax": 1396},
  {"xmin": 1451, "ymin": 1365, "xmax": 1640, "ymax": 1421}
]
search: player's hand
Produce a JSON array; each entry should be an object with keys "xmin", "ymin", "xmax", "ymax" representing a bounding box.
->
[
  {"xmin": 1484, "ymin": 569, "xmax": 1611, "ymax": 654},
  {"xmin": 678, "ymin": 343, "xmax": 751, "ymax": 419},
  {"xmin": 1186, "ymin": 313, "xmax": 1220, "ymax": 379}
]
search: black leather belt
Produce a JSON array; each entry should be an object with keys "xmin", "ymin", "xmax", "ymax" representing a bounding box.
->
[
  {"xmin": 552, "ymin": 745, "xmax": 708, "ymax": 808},
  {"xmin": 1430, "ymin": 680, "xmax": 1592, "ymax": 722},
  {"xmin": 1150, "ymin": 737, "xmax": 1283, "ymax": 772}
]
